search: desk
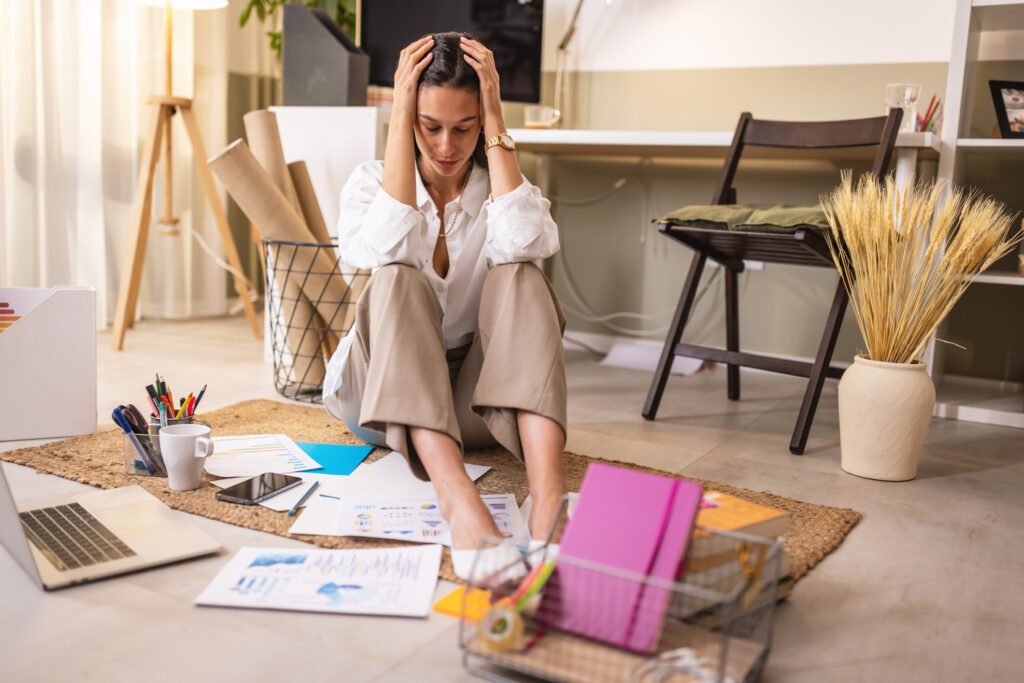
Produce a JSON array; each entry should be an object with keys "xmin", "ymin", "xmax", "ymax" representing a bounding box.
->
[{"xmin": 509, "ymin": 128, "xmax": 940, "ymax": 193}]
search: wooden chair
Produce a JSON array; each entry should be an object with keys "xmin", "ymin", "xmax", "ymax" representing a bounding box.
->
[{"xmin": 642, "ymin": 109, "xmax": 903, "ymax": 454}]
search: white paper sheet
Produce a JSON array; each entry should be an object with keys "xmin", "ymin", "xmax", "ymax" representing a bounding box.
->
[
  {"xmin": 204, "ymin": 434, "xmax": 321, "ymax": 478},
  {"xmin": 211, "ymin": 450, "xmax": 491, "ymax": 512},
  {"xmin": 336, "ymin": 493, "xmax": 529, "ymax": 547},
  {"xmin": 194, "ymin": 545, "xmax": 442, "ymax": 617}
]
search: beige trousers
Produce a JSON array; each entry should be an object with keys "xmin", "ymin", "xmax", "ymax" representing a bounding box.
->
[{"xmin": 327, "ymin": 262, "xmax": 567, "ymax": 480}]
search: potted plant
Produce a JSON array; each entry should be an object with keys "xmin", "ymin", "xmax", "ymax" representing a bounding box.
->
[
  {"xmin": 240, "ymin": 0, "xmax": 355, "ymax": 58},
  {"xmin": 820, "ymin": 173, "xmax": 1021, "ymax": 481}
]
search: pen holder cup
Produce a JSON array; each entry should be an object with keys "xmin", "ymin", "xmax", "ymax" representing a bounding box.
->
[
  {"xmin": 123, "ymin": 433, "xmax": 166, "ymax": 477},
  {"xmin": 123, "ymin": 416, "xmax": 211, "ymax": 477},
  {"xmin": 148, "ymin": 414, "xmax": 209, "ymax": 440}
]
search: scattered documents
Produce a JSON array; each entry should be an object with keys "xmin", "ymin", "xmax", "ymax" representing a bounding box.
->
[
  {"xmin": 332, "ymin": 493, "xmax": 529, "ymax": 547},
  {"xmin": 195, "ymin": 545, "xmax": 442, "ymax": 617},
  {"xmin": 211, "ymin": 450, "xmax": 492, "ymax": 513},
  {"xmin": 204, "ymin": 434, "xmax": 320, "ymax": 478}
]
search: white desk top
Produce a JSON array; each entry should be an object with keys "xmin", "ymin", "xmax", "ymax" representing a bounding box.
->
[{"xmin": 508, "ymin": 128, "xmax": 939, "ymax": 160}]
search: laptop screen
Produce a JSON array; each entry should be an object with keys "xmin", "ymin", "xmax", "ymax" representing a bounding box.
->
[{"xmin": 0, "ymin": 465, "xmax": 43, "ymax": 587}]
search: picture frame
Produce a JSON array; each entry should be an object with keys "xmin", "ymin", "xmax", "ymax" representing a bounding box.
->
[{"xmin": 989, "ymin": 80, "xmax": 1024, "ymax": 138}]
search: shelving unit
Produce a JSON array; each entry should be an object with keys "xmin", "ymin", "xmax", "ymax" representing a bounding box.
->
[{"xmin": 933, "ymin": 0, "xmax": 1024, "ymax": 428}]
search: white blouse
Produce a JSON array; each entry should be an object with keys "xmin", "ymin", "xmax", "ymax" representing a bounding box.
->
[{"xmin": 322, "ymin": 159, "xmax": 560, "ymax": 399}]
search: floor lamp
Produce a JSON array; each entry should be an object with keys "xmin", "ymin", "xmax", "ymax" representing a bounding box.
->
[{"xmin": 112, "ymin": 0, "xmax": 261, "ymax": 350}]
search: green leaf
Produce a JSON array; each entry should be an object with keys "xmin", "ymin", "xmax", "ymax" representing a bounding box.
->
[{"xmin": 239, "ymin": 3, "xmax": 253, "ymax": 27}]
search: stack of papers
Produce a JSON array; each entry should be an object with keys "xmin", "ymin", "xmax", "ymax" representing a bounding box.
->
[{"xmin": 195, "ymin": 545, "xmax": 442, "ymax": 617}]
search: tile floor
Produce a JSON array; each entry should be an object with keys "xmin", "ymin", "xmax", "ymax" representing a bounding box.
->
[{"xmin": 2, "ymin": 316, "xmax": 1022, "ymax": 682}]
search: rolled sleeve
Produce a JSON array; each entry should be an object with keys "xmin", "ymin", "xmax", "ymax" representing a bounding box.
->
[
  {"xmin": 484, "ymin": 179, "xmax": 560, "ymax": 264},
  {"xmin": 337, "ymin": 161, "xmax": 425, "ymax": 269}
]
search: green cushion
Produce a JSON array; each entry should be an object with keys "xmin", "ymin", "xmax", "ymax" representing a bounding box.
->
[
  {"xmin": 658, "ymin": 204, "xmax": 756, "ymax": 230},
  {"xmin": 659, "ymin": 204, "xmax": 830, "ymax": 234},
  {"xmin": 736, "ymin": 205, "xmax": 830, "ymax": 233}
]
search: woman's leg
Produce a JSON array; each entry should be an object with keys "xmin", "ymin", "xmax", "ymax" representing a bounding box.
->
[
  {"xmin": 518, "ymin": 411, "xmax": 567, "ymax": 540},
  {"xmin": 326, "ymin": 264, "xmax": 501, "ymax": 550},
  {"xmin": 409, "ymin": 427, "xmax": 501, "ymax": 548},
  {"xmin": 466, "ymin": 263, "xmax": 569, "ymax": 540}
]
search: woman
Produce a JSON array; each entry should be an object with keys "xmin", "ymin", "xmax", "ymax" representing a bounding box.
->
[{"xmin": 323, "ymin": 33, "xmax": 567, "ymax": 579}]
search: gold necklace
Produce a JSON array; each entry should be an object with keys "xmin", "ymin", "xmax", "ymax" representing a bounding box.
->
[{"xmin": 438, "ymin": 161, "xmax": 473, "ymax": 239}]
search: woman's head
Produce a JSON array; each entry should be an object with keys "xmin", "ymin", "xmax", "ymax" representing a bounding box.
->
[{"xmin": 413, "ymin": 32, "xmax": 487, "ymax": 179}]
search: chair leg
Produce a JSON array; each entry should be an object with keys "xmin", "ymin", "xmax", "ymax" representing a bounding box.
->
[
  {"xmin": 725, "ymin": 267, "xmax": 740, "ymax": 401},
  {"xmin": 790, "ymin": 280, "xmax": 849, "ymax": 454},
  {"xmin": 643, "ymin": 252, "xmax": 707, "ymax": 420}
]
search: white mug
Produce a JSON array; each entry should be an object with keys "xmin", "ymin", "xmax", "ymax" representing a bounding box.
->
[{"xmin": 159, "ymin": 423, "xmax": 215, "ymax": 491}]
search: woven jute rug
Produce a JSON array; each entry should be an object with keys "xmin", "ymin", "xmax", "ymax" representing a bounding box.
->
[{"xmin": 2, "ymin": 399, "xmax": 860, "ymax": 588}]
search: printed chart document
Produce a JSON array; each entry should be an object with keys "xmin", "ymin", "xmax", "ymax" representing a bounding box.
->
[
  {"xmin": 195, "ymin": 545, "xmax": 442, "ymax": 617},
  {"xmin": 205, "ymin": 434, "xmax": 320, "ymax": 478},
  {"xmin": 336, "ymin": 494, "xmax": 529, "ymax": 547},
  {"xmin": 289, "ymin": 493, "xmax": 528, "ymax": 548}
]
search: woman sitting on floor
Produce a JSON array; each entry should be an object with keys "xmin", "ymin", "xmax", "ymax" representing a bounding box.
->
[{"xmin": 323, "ymin": 32, "xmax": 567, "ymax": 579}]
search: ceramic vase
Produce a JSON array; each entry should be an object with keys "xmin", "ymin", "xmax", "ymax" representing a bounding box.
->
[{"xmin": 837, "ymin": 355, "xmax": 935, "ymax": 481}]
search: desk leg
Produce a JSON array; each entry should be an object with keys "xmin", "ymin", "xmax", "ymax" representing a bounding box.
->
[{"xmin": 894, "ymin": 148, "xmax": 918, "ymax": 190}]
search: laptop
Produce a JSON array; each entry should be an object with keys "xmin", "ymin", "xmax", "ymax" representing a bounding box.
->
[{"xmin": 0, "ymin": 465, "xmax": 220, "ymax": 590}]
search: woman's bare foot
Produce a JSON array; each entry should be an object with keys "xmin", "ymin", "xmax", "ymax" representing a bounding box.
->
[{"xmin": 440, "ymin": 481, "xmax": 502, "ymax": 550}]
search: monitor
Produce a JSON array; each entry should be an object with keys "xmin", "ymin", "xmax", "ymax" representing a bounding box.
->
[{"xmin": 360, "ymin": 0, "xmax": 545, "ymax": 104}]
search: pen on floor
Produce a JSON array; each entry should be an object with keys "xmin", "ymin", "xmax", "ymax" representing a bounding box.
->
[{"xmin": 287, "ymin": 481, "xmax": 320, "ymax": 517}]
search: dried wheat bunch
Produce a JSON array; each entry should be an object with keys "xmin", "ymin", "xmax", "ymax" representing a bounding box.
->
[{"xmin": 820, "ymin": 172, "xmax": 1022, "ymax": 364}]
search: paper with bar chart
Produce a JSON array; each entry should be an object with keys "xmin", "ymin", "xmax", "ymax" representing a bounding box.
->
[
  {"xmin": 0, "ymin": 289, "xmax": 54, "ymax": 335},
  {"xmin": 331, "ymin": 493, "xmax": 529, "ymax": 548},
  {"xmin": 195, "ymin": 545, "xmax": 442, "ymax": 617},
  {"xmin": 204, "ymin": 434, "xmax": 320, "ymax": 477}
]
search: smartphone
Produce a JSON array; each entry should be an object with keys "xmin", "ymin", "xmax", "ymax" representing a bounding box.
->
[{"xmin": 215, "ymin": 473, "xmax": 303, "ymax": 505}]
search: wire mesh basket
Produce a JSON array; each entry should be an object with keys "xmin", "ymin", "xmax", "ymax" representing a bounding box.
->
[
  {"xmin": 263, "ymin": 239, "xmax": 369, "ymax": 403},
  {"xmin": 460, "ymin": 497, "xmax": 782, "ymax": 683}
]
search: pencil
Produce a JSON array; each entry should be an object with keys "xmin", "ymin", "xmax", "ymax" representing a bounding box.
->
[{"xmin": 288, "ymin": 481, "xmax": 320, "ymax": 516}]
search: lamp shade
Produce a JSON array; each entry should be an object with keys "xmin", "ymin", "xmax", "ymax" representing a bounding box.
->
[{"xmin": 136, "ymin": 0, "xmax": 227, "ymax": 9}]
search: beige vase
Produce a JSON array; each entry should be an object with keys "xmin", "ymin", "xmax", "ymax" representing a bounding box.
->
[{"xmin": 837, "ymin": 355, "xmax": 936, "ymax": 481}]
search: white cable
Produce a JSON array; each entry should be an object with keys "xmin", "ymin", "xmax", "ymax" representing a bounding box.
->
[{"xmin": 190, "ymin": 230, "xmax": 260, "ymax": 310}]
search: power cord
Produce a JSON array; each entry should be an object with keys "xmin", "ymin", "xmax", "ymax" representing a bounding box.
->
[{"xmin": 190, "ymin": 229, "xmax": 261, "ymax": 315}]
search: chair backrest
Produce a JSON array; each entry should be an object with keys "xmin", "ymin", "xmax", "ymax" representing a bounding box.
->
[{"xmin": 712, "ymin": 109, "xmax": 903, "ymax": 204}]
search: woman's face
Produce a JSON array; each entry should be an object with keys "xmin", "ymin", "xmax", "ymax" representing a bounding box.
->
[{"xmin": 414, "ymin": 85, "xmax": 481, "ymax": 180}]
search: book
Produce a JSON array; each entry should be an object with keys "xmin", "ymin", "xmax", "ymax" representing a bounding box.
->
[{"xmin": 539, "ymin": 463, "xmax": 702, "ymax": 653}]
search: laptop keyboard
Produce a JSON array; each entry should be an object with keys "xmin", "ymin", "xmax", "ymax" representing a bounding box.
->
[{"xmin": 19, "ymin": 502, "xmax": 136, "ymax": 572}]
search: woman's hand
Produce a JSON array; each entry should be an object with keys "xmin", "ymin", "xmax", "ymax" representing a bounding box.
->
[
  {"xmin": 460, "ymin": 36, "xmax": 505, "ymax": 135},
  {"xmin": 392, "ymin": 36, "xmax": 434, "ymax": 121}
]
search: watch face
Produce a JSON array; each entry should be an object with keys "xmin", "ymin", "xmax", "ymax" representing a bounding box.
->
[{"xmin": 500, "ymin": 133, "xmax": 515, "ymax": 150}]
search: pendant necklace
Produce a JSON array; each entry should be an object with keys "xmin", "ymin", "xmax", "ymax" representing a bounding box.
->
[{"xmin": 438, "ymin": 161, "xmax": 474, "ymax": 241}]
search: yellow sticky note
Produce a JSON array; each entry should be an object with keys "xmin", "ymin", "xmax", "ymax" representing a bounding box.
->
[{"xmin": 433, "ymin": 585, "xmax": 492, "ymax": 622}]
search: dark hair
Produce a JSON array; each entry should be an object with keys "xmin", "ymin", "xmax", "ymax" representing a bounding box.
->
[{"xmin": 413, "ymin": 32, "xmax": 488, "ymax": 169}]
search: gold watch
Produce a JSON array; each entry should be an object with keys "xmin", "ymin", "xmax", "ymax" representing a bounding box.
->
[{"xmin": 484, "ymin": 131, "xmax": 516, "ymax": 152}]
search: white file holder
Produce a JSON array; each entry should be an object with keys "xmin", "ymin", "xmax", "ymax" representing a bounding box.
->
[{"xmin": 0, "ymin": 287, "xmax": 97, "ymax": 441}]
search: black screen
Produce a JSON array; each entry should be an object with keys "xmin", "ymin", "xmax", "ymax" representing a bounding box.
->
[
  {"xmin": 361, "ymin": 0, "xmax": 545, "ymax": 103},
  {"xmin": 222, "ymin": 473, "xmax": 300, "ymax": 501}
]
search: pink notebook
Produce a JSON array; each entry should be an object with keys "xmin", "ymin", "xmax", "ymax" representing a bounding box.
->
[{"xmin": 540, "ymin": 463, "xmax": 702, "ymax": 652}]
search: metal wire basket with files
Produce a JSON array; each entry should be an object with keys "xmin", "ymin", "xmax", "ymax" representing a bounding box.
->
[
  {"xmin": 459, "ymin": 500, "xmax": 783, "ymax": 683},
  {"xmin": 263, "ymin": 239, "xmax": 368, "ymax": 403}
]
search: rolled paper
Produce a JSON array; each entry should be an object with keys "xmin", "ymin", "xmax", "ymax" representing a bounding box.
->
[
  {"xmin": 208, "ymin": 139, "xmax": 350, "ymax": 356},
  {"xmin": 243, "ymin": 112, "xmax": 329, "ymax": 366},
  {"xmin": 287, "ymin": 160, "xmax": 332, "ymax": 245},
  {"xmin": 243, "ymin": 110, "xmax": 303, "ymax": 216}
]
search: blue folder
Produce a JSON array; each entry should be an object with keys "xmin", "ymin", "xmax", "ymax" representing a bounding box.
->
[{"xmin": 295, "ymin": 442, "xmax": 374, "ymax": 476}]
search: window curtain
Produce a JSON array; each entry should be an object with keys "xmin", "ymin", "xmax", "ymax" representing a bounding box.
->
[{"xmin": 0, "ymin": 0, "xmax": 242, "ymax": 329}]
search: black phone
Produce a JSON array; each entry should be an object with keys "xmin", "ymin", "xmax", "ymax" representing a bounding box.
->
[{"xmin": 215, "ymin": 473, "xmax": 303, "ymax": 505}]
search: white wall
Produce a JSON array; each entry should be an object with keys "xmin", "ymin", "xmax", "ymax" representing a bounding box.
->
[{"xmin": 542, "ymin": 0, "xmax": 958, "ymax": 71}]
